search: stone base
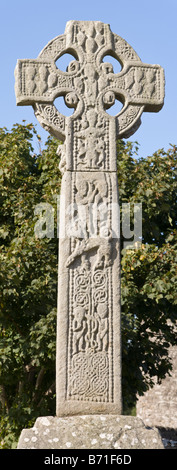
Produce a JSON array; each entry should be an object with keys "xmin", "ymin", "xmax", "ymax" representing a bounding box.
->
[{"xmin": 17, "ymin": 415, "xmax": 164, "ymax": 449}]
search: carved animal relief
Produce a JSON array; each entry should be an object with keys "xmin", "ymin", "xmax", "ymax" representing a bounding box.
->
[{"xmin": 15, "ymin": 21, "xmax": 164, "ymax": 416}]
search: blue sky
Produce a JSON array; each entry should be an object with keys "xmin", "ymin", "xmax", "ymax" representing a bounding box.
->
[{"xmin": 1, "ymin": 0, "xmax": 177, "ymax": 157}]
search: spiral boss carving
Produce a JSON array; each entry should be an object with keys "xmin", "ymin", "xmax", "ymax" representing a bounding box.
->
[{"xmin": 15, "ymin": 21, "xmax": 164, "ymax": 416}]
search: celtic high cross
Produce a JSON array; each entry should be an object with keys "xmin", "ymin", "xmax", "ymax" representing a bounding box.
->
[{"xmin": 15, "ymin": 21, "xmax": 164, "ymax": 416}]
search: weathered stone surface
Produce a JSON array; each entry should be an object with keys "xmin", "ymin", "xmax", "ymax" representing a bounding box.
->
[
  {"xmin": 15, "ymin": 21, "xmax": 165, "ymax": 142},
  {"xmin": 15, "ymin": 21, "xmax": 165, "ymax": 422},
  {"xmin": 137, "ymin": 344, "xmax": 177, "ymax": 429},
  {"xmin": 17, "ymin": 415, "xmax": 164, "ymax": 449},
  {"xmin": 56, "ymin": 169, "xmax": 121, "ymax": 416}
]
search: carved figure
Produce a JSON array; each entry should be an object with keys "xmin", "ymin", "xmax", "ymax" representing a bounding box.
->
[
  {"xmin": 72, "ymin": 306, "xmax": 87, "ymax": 355},
  {"xmin": 75, "ymin": 110, "xmax": 105, "ymax": 169},
  {"xmin": 96, "ymin": 303, "xmax": 108, "ymax": 352},
  {"xmin": 15, "ymin": 20, "xmax": 164, "ymax": 416}
]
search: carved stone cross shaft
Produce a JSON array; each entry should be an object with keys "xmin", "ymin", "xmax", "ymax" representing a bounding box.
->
[{"xmin": 15, "ymin": 21, "xmax": 164, "ymax": 416}]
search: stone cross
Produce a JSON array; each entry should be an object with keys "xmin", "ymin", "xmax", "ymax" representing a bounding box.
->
[{"xmin": 15, "ymin": 21, "xmax": 164, "ymax": 417}]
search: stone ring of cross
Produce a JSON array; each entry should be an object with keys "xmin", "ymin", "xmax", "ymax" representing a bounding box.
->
[{"xmin": 15, "ymin": 21, "xmax": 164, "ymax": 142}]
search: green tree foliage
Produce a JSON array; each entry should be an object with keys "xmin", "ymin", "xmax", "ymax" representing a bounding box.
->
[
  {"xmin": 0, "ymin": 125, "xmax": 176, "ymax": 447},
  {"xmin": 0, "ymin": 124, "xmax": 59, "ymax": 447},
  {"xmin": 117, "ymin": 140, "xmax": 177, "ymax": 410}
]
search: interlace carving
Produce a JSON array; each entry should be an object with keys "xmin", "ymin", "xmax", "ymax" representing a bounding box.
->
[
  {"xmin": 15, "ymin": 20, "xmax": 164, "ymax": 146},
  {"xmin": 15, "ymin": 21, "xmax": 164, "ymax": 415}
]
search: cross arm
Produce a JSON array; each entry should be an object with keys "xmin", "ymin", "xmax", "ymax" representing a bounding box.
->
[
  {"xmin": 14, "ymin": 58, "xmax": 75, "ymax": 106},
  {"xmin": 108, "ymin": 61, "xmax": 165, "ymax": 113}
]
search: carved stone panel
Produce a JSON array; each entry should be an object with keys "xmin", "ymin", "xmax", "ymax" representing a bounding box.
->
[{"xmin": 56, "ymin": 171, "xmax": 121, "ymax": 415}]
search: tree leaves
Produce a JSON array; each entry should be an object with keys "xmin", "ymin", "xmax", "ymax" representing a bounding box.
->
[
  {"xmin": 118, "ymin": 141, "xmax": 177, "ymax": 409},
  {"xmin": 0, "ymin": 125, "xmax": 59, "ymax": 447}
]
